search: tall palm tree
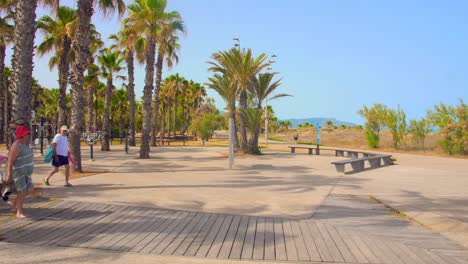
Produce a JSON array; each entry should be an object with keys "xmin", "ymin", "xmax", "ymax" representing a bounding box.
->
[
  {"xmin": 0, "ymin": 0, "xmax": 13, "ymax": 143},
  {"xmin": 69, "ymin": 0, "xmax": 125, "ymax": 171},
  {"xmin": 127, "ymin": 0, "xmax": 172, "ymax": 158},
  {"xmin": 152, "ymin": 15, "xmax": 184, "ymax": 145},
  {"xmin": 248, "ymin": 72, "xmax": 287, "ymax": 151},
  {"xmin": 98, "ymin": 48, "xmax": 125, "ymax": 151},
  {"xmin": 84, "ymin": 63, "xmax": 100, "ymax": 132},
  {"xmin": 208, "ymin": 48, "xmax": 269, "ymax": 153},
  {"xmin": 37, "ymin": 6, "xmax": 77, "ymax": 127},
  {"xmin": 110, "ymin": 23, "xmax": 145, "ymax": 146},
  {"xmin": 206, "ymin": 74, "xmax": 240, "ymax": 150}
]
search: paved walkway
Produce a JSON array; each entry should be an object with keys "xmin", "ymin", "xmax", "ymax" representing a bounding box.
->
[{"xmin": 1, "ymin": 195, "xmax": 466, "ymax": 263}]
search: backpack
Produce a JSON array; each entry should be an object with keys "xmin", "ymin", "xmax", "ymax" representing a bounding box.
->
[{"xmin": 43, "ymin": 145, "xmax": 54, "ymax": 163}]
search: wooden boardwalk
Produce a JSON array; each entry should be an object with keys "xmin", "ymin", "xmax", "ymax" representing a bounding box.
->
[{"xmin": 0, "ymin": 195, "xmax": 467, "ymax": 263}]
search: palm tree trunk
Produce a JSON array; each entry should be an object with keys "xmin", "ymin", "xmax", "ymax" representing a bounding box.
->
[
  {"xmin": 139, "ymin": 38, "xmax": 156, "ymax": 159},
  {"xmin": 94, "ymin": 93, "xmax": 98, "ymax": 130},
  {"xmin": 70, "ymin": 0, "xmax": 93, "ymax": 172},
  {"xmin": 238, "ymin": 90, "xmax": 248, "ymax": 152},
  {"xmin": 151, "ymin": 50, "xmax": 164, "ymax": 147},
  {"xmin": 58, "ymin": 36, "xmax": 71, "ymax": 127},
  {"xmin": 160, "ymin": 103, "xmax": 166, "ymax": 144},
  {"xmin": 167, "ymin": 99, "xmax": 172, "ymax": 138},
  {"xmin": 87, "ymin": 85, "xmax": 93, "ymax": 132},
  {"xmin": 101, "ymin": 77, "xmax": 112, "ymax": 151},
  {"xmin": 3, "ymin": 74, "xmax": 9, "ymax": 144},
  {"xmin": 0, "ymin": 44, "xmax": 5, "ymax": 143},
  {"xmin": 248, "ymin": 105, "xmax": 262, "ymax": 154},
  {"xmin": 173, "ymin": 96, "xmax": 177, "ymax": 137},
  {"xmin": 10, "ymin": 0, "xmax": 37, "ymax": 138},
  {"xmin": 126, "ymin": 50, "xmax": 136, "ymax": 146},
  {"xmin": 119, "ymin": 113, "xmax": 124, "ymax": 144}
]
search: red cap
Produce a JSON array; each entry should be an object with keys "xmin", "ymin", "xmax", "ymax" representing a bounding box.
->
[{"xmin": 15, "ymin": 126, "xmax": 30, "ymax": 139}]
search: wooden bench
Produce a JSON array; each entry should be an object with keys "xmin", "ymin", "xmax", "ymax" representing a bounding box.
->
[
  {"xmin": 289, "ymin": 145, "xmax": 369, "ymax": 157},
  {"xmin": 331, "ymin": 154, "xmax": 393, "ymax": 174}
]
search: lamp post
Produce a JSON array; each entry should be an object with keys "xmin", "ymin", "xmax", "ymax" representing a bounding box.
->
[
  {"xmin": 40, "ymin": 116, "xmax": 44, "ymax": 155},
  {"xmin": 264, "ymin": 54, "xmax": 277, "ymax": 147}
]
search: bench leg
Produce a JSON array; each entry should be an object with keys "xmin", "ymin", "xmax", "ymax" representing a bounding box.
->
[
  {"xmin": 316, "ymin": 148, "xmax": 320, "ymax": 155},
  {"xmin": 308, "ymin": 149, "xmax": 313, "ymax": 155},
  {"xmin": 369, "ymin": 159, "xmax": 381, "ymax": 168},
  {"xmin": 363, "ymin": 153, "xmax": 369, "ymax": 157},
  {"xmin": 351, "ymin": 152, "xmax": 359, "ymax": 159},
  {"xmin": 382, "ymin": 156, "xmax": 392, "ymax": 165},
  {"xmin": 291, "ymin": 148, "xmax": 295, "ymax": 153},
  {"xmin": 351, "ymin": 160, "xmax": 365, "ymax": 172},
  {"xmin": 334, "ymin": 164, "xmax": 345, "ymax": 174}
]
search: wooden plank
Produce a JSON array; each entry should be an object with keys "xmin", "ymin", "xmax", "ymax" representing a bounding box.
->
[
  {"xmin": 217, "ymin": 215, "xmax": 241, "ymax": 259},
  {"xmin": 335, "ymin": 226, "xmax": 370, "ymax": 263},
  {"xmin": 273, "ymin": 217, "xmax": 287, "ymax": 261},
  {"xmin": 44, "ymin": 203, "xmax": 113, "ymax": 246},
  {"xmin": 407, "ymin": 245, "xmax": 439, "ymax": 264},
  {"xmin": 31, "ymin": 202, "xmax": 110, "ymax": 245},
  {"xmin": 263, "ymin": 217, "xmax": 275, "ymax": 261},
  {"xmin": 54, "ymin": 205, "xmax": 128, "ymax": 247},
  {"xmin": 290, "ymin": 219, "xmax": 310, "ymax": 262},
  {"xmin": 113, "ymin": 209, "xmax": 173, "ymax": 252},
  {"xmin": 151, "ymin": 212, "xmax": 198, "ymax": 254},
  {"xmin": 360, "ymin": 232, "xmax": 399, "ymax": 264},
  {"xmin": 298, "ymin": 220, "xmax": 321, "ymax": 262},
  {"xmin": 100, "ymin": 208, "xmax": 156, "ymax": 250},
  {"xmin": 3, "ymin": 201, "xmax": 83, "ymax": 242},
  {"xmin": 130, "ymin": 210, "xmax": 183, "ymax": 252},
  {"xmin": 0, "ymin": 200, "xmax": 71, "ymax": 236},
  {"xmin": 324, "ymin": 223, "xmax": 357, "ymax": 263},
  {"xmin": 424, "ymin": 249, "xmax": 458, "ymax": 264},
  {"xmin": 87, "ymin": 206, "xmax": 148, "ymax": 249},
  {"xmin": 79, "ymin": 206, "xmax": 142, "ymax": 248},
  {"xmin": 306, "ymin": 220, "xmax": 333, "ymax": 262},
  {"xmin": 184, "ymin": 214, "xmax": 219, "ymax": 256},
  {"xmin": 0, "ymin": 198, "xmax": 62, "ymax": 226},
  {"xmin": 316, "ymin": 221, "xmax": 345, "ymax": 263},
  {"xmin": 206, "ymin": 215, "xmax": 233, "ymax": 258},
  {"xmin": 345, "ymin": 229, "xmax": 380, "ymax": 263},
  {"xmin": 138, "ymin": 211, "xmax": 190, "ymax": 253},
  {"xmin": 161, "ymin": 213, "xmax": 204, "ymax": 255},
  {"xmin": 196, "ymin": 215, "xmax": 227, "ymax": 257},
  {"xmin": 229, "ymin": 215, "xmax": 249, "ymax": 259},
  {"xmin": 388, "ymin": 241, "xmax": 426, "ymax": 264},
  {"xmin": 240, "ymin": 216, "xmax": 257, "ymax": 260},
  {"xmin": 172, "ymin": 214, "xmax": 212, "ymax": 256},
  {"xmin": 252, "ymin": 217, "xmax": 265, "ymax": 260},
  {"xmin": 282, "ymin": 219, "xmax": 298, "ymax": 261}
]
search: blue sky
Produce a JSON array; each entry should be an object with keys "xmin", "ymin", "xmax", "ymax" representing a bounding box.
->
[{"xmin": 7, "ymin": 0, "xmax": 468, "ymax": 124}]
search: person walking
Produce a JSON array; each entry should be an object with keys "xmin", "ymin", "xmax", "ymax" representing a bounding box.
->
[
  {"xmin": 44, "ymin": 125, "xmax": 72, "ymax": 187},
  {"xmin": 293, "ymin": 131, "xmax": 299, "ymax": 144},
  {"xmin": 5, "ymin": 126, "xmax": 35, "ymax": 218}
]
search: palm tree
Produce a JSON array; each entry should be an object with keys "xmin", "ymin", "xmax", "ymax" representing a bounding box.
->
[
  {"xmin": 69, "ymin": 0, "xmax": 125, "ymax": 171},
  {"xmin": 84, "ymin": 63, "xmax": 100, "ymax": 132},
  {"xmin": 248, "ymin": 72, "xmax": 287, "ymax": 151},
  {"xmin": 152, "ymin": 14, "xmax": 184, "ymax": 145},
  {"xmin": 127, "ymin": 0, "xmax": 174, "ymax": 158},
  {"xmin": 37, "ymin": 6, "xmax": 77, "ymax": 127},
  {"xmin": 98, "ymin": 48, "xmax": 125, "ymax": 151},
  {"xmin": 206, "ymin": 74, "xmax": 240, "ymax": 150},
  {"xmin": 0, "ymin": 0, "xmax": 13, "ymax": 143},
  {"xmin": 208, "ymin": 48, "xmax": 269, "ymax": 153},
  {"xmin": 110, "ymin": 23, "xmax": 144, "ymax": 146}
]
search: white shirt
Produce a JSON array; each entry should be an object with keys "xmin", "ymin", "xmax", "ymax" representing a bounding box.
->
[{"xmin": 52, "ymin": 134, "xmax": 68, "ymax": 156}]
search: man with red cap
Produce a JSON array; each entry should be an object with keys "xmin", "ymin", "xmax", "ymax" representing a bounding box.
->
[{"xmin": 5, "ymin": 126, "xmax": 35, "ymax": 218}]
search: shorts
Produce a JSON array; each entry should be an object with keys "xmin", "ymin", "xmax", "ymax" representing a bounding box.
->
[{"xmin": 52, "ymin": 155, "xmax": 69, "ymax": 167}]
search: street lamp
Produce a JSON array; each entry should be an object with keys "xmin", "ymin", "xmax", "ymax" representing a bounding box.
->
[
  {"xmin": 233, "ymin": 37, "xmax": 240, "ymax": 51},
  {"xmin": 265, "ymin": 54, "xmax": 277, "ymax": 147}
]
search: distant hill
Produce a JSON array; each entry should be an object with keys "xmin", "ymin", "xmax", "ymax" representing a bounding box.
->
[{"xmin": 287, "ymin": 118, "xmax": 357, "ymax": 128}]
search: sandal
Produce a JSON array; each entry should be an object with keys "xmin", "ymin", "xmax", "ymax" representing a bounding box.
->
[{"xmin": 44, "ymin": 179, "xmax": 50, "ymax": 186}]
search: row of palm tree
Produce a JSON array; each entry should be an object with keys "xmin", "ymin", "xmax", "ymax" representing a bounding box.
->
[
  {"xmin": 1, "ymin": 0, "xmax": 187, "ymax": 171},
  {"xmin": 207, "ymin": 48, "xmax": 288, "ymax": 154}
]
